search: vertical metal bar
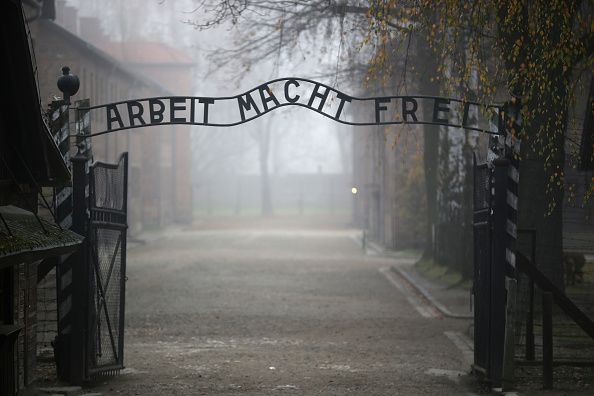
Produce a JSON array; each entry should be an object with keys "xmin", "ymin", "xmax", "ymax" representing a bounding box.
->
[
  {"xmin": 542, "ymin": 292, "xmax": 553, "ymax": 389},
  {"xmin": 518, "ymin": 228, "xmax": 537, "ymax": 361},
  {"xmin": 502, "ymin": 277, "xmax": 517, "ymax": 391},
  {"xmin": 526, "ymin": 279, "xmax": 535, "ymax": 360},
  {"xmin": 119, "ymin": 152, "xmax": 128, "ymax": 366},
  {"xmin": 527, "ymin": 231, "xmax": 537, "ymax": 357},
  {"xmin": 530, "ymin": 232, "xmax": 536, "ymax": 268},
  {"xmin": 472, "ymin": 158, "xmax": 492, "ymax": 375}
]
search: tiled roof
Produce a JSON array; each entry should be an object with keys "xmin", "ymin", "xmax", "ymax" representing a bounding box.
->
[
  {"xmin": 100, "ymin": 41, "xmax": 194, "ymax": 65},
  {"xmin": 0, "ymin": 205, "xmax": 82, "ymax": 267},
  {"xmin": 37, "ymin": 20, "xmax": 173, "ymax": 95}
]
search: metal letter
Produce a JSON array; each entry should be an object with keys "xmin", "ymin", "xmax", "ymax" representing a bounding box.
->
[
  {"xmin": 375, "ymin": 98, "xmax": 390, "ymax": 123},
  {"xmin": 106, "ymin": 104, "xmax": 124, "ymax": 131},
  {"xmin": 432, "ymin": 98, "xmax": 450, "ymax": 124},
  {"xmin": 402, "ymin": 97, "xmax": 418, "ymax": 122},
  {"xmin": 334, "ymin": 93, "xmax": 352, "ymax": 120},
  {"xmin": 149, "ymin": 99, "xmax": 165, "ymax": 124},
  {"xmin": 237, "ymin": 92, "xmax": 261, "ymax": 122},
  {"xmin": 284, "ymin": 79, "xmax": 300, "ymax": 103},
  {"xmin": 258, "ymin": 85, "xmax": 280, "ymax": 111},
  {"xmin": 199, "ymin": 98, "xmax": 215, "ymax": 124},
  {"xmin": 307, "ymin": 83, "xmax": 330, "ymax": 111},
  {"xmin": 127, "ymin": 101, "xmax": 146, "ymax": 126},
  {"xmin": 170, "ymin": 97, "xmax": 187, "ymax": 123}
]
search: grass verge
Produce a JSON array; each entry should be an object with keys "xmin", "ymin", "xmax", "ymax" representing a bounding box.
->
[{"xmin": 414, "ymin": 256, "xmax": 472, "ymax": 289}]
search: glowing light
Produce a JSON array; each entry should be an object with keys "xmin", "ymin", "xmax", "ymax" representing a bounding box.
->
[{"xmin": 351, "ymin": 187, "xmax": 358, "ymax": 195}]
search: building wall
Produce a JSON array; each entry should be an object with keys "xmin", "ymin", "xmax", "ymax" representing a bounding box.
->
[
  {"xmin": 13, "ymin": 261, "xmax": 38, "ymax": 389},
  {"xmin": 351, "ymin": 120, "xmax": 427, "ymax": 250},
  {"xmin": 29, "ymin": 19, "xmax": 182, "ymax": 233},
  {"xmin": 36, "ymin": 268, "xmax": 56, "ymax": 355},
  {"xmin": 28, "ymin": 16, "xmax": 179, "ymax": 368},
  {"xmin": 124, "ymin": 61, "xmax": 194, "ymax": 224}
]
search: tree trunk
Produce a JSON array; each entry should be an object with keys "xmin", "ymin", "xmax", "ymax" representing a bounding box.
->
[
  {"xmin": 335, "ymin": 129, "xmax": 351, "ymax": 174},
  {"xmin": 258, "ymin": 128, "xmax": 273, "ymax": 217},
  {"xmin": 517, "ymin": 78, "xmax": 567, "ymax": 288},
  {"xmin": 415, "ymin": 34, "xmax": 440, "ymax": 257},
  {"xmin": 462, "ymin": 141, "xmax": 475, "ymax": 280},
  {"xmin": 496, "ymin": 3, "xmax": 572, "ymax": 289}
]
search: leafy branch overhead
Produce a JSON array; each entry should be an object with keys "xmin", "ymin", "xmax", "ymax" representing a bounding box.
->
[{"xmin": 190, "ymin": 0, "xmax": 593, "ymax": 205}]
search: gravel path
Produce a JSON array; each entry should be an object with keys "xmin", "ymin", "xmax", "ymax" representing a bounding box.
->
[{"xmin": 89, "ymin": 226, "xmax": 478, "ymax": 395}]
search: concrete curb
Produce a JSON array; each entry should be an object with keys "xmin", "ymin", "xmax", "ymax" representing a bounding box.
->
[
  {"xmin": 390, "ymin": 265, "xmax": 474, "ymax": 320},
  {"xmin": 361, "ymin": 237, "xmax": 528, "ymax": 394},
  {"xmin": 360, "ymin": 234, "xmax": 473, "ymax": 320}
]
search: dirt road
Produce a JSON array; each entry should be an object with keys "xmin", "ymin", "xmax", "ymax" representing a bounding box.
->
[{"xmin": 91, "ymin": 225, "xmax": 477, "ymax": 395}]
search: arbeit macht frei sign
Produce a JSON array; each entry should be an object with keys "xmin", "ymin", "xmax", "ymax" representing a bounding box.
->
[{"xmin": 79, "ymin": 78, "xmax": 502, "ymax": 137}]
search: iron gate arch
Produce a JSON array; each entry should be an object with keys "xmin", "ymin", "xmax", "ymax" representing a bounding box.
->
[{"xmin": 59, "ymin": 77, "xmax": 522, "ymax": 385}]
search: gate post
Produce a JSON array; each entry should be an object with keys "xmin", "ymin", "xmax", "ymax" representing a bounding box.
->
[
  {"xmin": 490, "ymin": 156, "xmax": 510, "ymax": 386},
  {"xmin": 67, "ymin": 147, "xmax": 90, "ymax": 384},
  {"xmin": 58, "ymin": 99, "xmax": 92, "ymax": 384}
]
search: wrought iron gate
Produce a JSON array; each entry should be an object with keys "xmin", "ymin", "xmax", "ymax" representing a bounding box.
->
[
  {"xmin": 472, "ymin": 114, "xmax": 518, "ymax": 386},
  {"xmin": 472, "ymin": 155, "xmax": 492, "ymax": 376},
  {"xmin": 87, "ymin": 153, "xmax": 128, "ymax": 377}
]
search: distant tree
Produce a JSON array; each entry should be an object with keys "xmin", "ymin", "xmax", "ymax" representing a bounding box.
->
[
  {"xmin": 252, "ymin": 117, "xmax": 274, "ymax": 216},
  {"xmin": 363, "ymin": 0, "xmax": 593, "ymax": 285},
  {"xmin": 185, "ymin": 1, "xmax": 373, "ymax": 81},
  {"xmin": 193, "ymin": 3, "xmax": 594, "ymax": 287},
  {"xmin": 191, "ymin": 1, "xmax": 438, "ymax": 250}
]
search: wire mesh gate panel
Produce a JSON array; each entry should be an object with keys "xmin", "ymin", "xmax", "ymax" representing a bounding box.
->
[{"xmin": 87, "ymin": 153, "xmax": 128, "ymax": 378}]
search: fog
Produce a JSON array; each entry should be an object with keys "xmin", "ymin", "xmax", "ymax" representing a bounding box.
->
[
  {"xmin": 60, "ymin": 0, "xmax": 359, "ymax": 224},
  {"xmin": 19, "ymin": 1, "xmax": 594, "ymax": 393}
]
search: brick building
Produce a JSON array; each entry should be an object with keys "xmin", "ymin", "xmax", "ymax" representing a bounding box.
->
[
  {"xmin": 99, "ymin": 41, "xmax": 195, "ymax": 225},
  {"xmin": 29, "ymin": 1, "xmax": 194, "ymax": 231},
  {"xmin": 25, "ymin": 0, "xmax": 196, "ymax": 377},
  {"xmin": 1, "ymin": 2, "xmax": 82, "ymax": 393}
]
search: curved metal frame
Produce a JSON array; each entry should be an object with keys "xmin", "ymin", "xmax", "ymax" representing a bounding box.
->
[{"xmin": 74, "ymin": 77, "xmax": 504, "ymax": 137}]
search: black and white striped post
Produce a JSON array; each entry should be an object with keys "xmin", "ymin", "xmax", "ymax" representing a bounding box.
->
[
  {"xmin": 501, "ymin": 99, "xmax": 522, "ymax": 390},
  {"xmin": 67, "ymin": 99, "xmax": 94, "ymax": 383},
  {"xmin": 488, "ymin": 111, "xmax": 509, "ymax": 385},
  {"xmin": 51, "ymin": 69, "xmax": 81, "ymax": 370},
  {"xmin": 51, "ymin": 95, "xmax": 94, "ymax": 383},
  {"xmin": 48, "ymin": 100, "xmax": 75, "ymax": 381},
  {"xmin": 483, "ymin": 100, "xmax": 522, "ymax": 386},
  {"xmin": 486, "ymin": 100, "xmax": 521, "ymax": 273},
  {"xmin": 504, "ymin": 99, "xmax": 522, "ymax": 272},
  {"xmin": 49, "ymin": 101, "xmax": 73, "ymax": 228}
]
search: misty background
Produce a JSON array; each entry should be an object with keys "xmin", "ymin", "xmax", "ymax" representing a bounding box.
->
[{"xmin": 60, "ymin": 0, "xmax": 358, "ymax": 219}]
